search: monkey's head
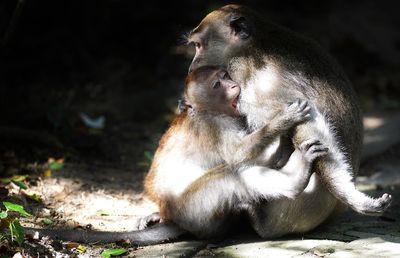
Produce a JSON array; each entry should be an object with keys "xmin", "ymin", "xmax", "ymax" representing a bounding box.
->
[
  {"xmin": 187, "ymin": 5, "xmax": 258, "ymax": 73},
  {"xmin": 183, "ymin": 66, "xmax": 241, "ymax": 117}
]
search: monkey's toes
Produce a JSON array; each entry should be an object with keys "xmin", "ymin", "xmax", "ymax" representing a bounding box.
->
[
  {"xmin": 378, "ymin": 193, "xmax": 392, "ymax": 209},
  {"xmin": 133, "ymin": 212, "xmax": 161, "ymax": 230},
  {"xmin": 357, "ymin": 193, "xmax": 392, "ymax": 216},
  {"xmin": 300, "ymin": 139, "xmax": 328, "ymax": 161},
  {"xmin": 299, "ymin": 139, "xmax": 322, "ymax": 151}
]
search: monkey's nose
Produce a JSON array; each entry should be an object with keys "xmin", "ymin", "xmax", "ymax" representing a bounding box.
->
[
  {"xmin": 188, "ymin": 59, "xmax": 200, "ymax": 73},
  {"xmin": 230, "ymin": 82, "xmax": 239, "ymax": 89}
]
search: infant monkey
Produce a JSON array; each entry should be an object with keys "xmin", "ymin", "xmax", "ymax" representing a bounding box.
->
[{"xmin": 144, "ymin": 66, "xmax": 327, "ymax": 237}]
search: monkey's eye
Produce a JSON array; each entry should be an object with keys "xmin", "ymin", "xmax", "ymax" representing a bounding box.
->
[
  {"xmin": 193, "ymin": 42, "xmax": 201, "ymax": 49},
  {"xmin": 213, "ymin": 81, "xmax": 221, "ymax": 89}
]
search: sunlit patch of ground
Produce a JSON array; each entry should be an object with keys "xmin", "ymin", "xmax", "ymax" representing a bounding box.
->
[{"xmin": 22, "ymin": 163, "xmax": 157, "ymax": 232}]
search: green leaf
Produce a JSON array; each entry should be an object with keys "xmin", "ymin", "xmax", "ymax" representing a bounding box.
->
[
  {"xmin": 11, "ymin": 180, "xmax": 28, "ymax": 190},
  {"xmin": 0, "ymin": 175, "xmax": 27, "ymax": 184},
  {"xmin": 9, "ymin": 219, "xmax": 25, "ymax": 245},
  {"xmin": 26, "ymin": 193, "xmax": 42, "ymax": 202},
  {"xmin": 101, "ymin": 248, "xmax": 127, "ymax": 258},
  {"xmin": 144, "ymin": 151, "xmax": 153, "ymax": 162},
  {"xmin": 0, "ymin": 211, "xmax": 7, "ymax": 219},
  {"xmin": 77, "ymin": 245, "xmax": 87, "ymax": 253},
  {"xmin": 97, "ymin": 210, "xmax": 110, "ymax": 216},
  {"xmin": 49, "ymin": 162, "xmax": 64, "ymax": 171},
  {"xmin": 3, "ymin": 202, "xmax": 32, "ymax": 217},
  {"xmin": 42, "ymin": 218, "xmax": 53, "ymax": 225}
]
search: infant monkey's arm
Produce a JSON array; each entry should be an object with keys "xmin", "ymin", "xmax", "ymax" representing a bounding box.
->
[{"xmin": 233, "ymin": 99, "xmax": 311, "ymax": 164}]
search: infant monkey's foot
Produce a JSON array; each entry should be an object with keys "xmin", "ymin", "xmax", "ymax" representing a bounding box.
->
[
  {"xmin": 356, "ymin": 193, "xmax": 392, "ymax": 216},
  {"xmin": 286, "ymin": 99, "xmax": 312, "ymax": 124},
  {"xmin": 133, "ymin": 212, "xmax": 162, "ymax": 230},
  {"xmin": 299, "ymin": 139, "xmax": 329, "ymax": 162}
]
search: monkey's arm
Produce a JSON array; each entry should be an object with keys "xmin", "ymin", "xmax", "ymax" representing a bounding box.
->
[
  {"xmin": 234, "ymin": 99, "xmax": 310, "ymax": 164},
  {"xmin": 169, "ymin": 140, "xmax": 327, "ymax": 238},
  {"xmin": 23, "ymin": 222, "xmax": 188, "ymax": 245},
  {"xmin": 239, "ymin": 139, "xmax": 327, "ymax": 199}
]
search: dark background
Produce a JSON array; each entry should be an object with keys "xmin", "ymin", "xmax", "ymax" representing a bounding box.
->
[{"xmin": 1, "ymin": 0, "xmax": 400, "ymax": 167}]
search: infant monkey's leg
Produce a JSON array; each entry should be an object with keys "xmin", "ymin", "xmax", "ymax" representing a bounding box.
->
[
  {"xmin": 294, "ymin": 113, "xmax": 392, "ymax": 215},
  {"xmin": 168, "ymin": 140, "xmax": 327, "ymax": 238},
  {"xmin": 239, "ymin": 139, "xmax": 328, "ymax": 200}
]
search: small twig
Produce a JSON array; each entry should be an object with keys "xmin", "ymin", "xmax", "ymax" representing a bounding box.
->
[{"xmin": 1, "ymin": 0, "xmax": 26, "ymax": 48}]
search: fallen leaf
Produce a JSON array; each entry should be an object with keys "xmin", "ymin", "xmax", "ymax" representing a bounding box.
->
[
  {"xmin": 0, "ymin": 211, "xmax": 7, "ymax": 219},
  {"xmin": 49, "ymin": 162, "xmax": 63, "ymax": 171},
  {"xmin": 64, "ymin": 242, "xmax": 80, "ymax": 249},
  {"xmin": 9, "ymin": 219, "xmax": 25, "ymax": 245},
  {"xmin": 101, "ymin": 248, "xmax": 127, "ymax": 258},
  {"xmin": 42, "ymin": 169, "xmax": 52, "ymax": 177},
  {"xmin": 97, "ymin": 209, "xmax": 110, "ymax": 216},
  {"xmin": 26, "ymin": 192, "xmax": 42, "ymax": 202},
  {"xmin": 42, "ymin": 218, "xmax": 53, "ymax": 225},
  {"xmin": 11, "ymin": 180, "xmax": 27, "ymax": 190},
  {"xmin": 77, "ymin": 245, "xmax": 87, "ymax": 253},
  {"xmin": 3, "ymin": 202, "xmax": 32, "ymax": 217},
  {"xmin": 0, "ymin": 175, "xmax": 27, "ymax": 184}
]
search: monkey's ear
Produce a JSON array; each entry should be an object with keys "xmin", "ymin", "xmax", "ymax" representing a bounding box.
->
[
  {"xmin": 178, "ymin": 99, "xmax": 192, "ymax": 114},
  {"xmin": 230, "ymin": 16, "xmax": 252, "ymax": 39}
]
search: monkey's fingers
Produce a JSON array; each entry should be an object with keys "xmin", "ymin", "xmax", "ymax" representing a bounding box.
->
[
  {"xmin": 298, "ymin": 100, "xmax": 308, "ymax": 111},
  {"xmin": 133, "ymin": 212, "xmax": 162, "ymax": 230}
]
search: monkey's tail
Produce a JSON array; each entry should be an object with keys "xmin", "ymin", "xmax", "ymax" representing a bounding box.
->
[{"xmin": 24, "ymin": 222, "xmax": 189, "ymax": 245}]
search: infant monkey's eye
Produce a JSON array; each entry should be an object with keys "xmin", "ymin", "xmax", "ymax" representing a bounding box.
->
[{"xmin": 213, "ymin": 81, "xmax": 221, "ymax": 89}]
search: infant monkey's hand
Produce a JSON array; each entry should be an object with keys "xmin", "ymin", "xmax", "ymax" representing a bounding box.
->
[{"xmin": 284, "ymin": 99, "xmax": 312, "ymax": 125}]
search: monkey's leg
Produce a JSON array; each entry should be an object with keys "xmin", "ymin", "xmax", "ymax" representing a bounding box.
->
[
  {"xmin": 170, "ymin": 168, "xmax": 247, "ymax": 238},
  {"xmin": 238, "ymin": 139, "xmax": 326, "ymax": 200},
  {"xmin": 246, "ymin": 175, "xmax": 339, "ymax": 239},
  {"xmin": 294, "ymin": 114, "xmax": 392, "ymax": 215},
  {"xmin": 172, "ymin": 138, "xmax": 326, "ymax": 239},
  {"xmin": 171, "ymin": 139, "xmax": 325, "ymax": 239}
]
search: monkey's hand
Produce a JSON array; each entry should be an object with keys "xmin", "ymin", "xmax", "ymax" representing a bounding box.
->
[
  {"xmin": 299, "ymin": 139, "xmax": 329, "ymax": 163},
  {"xmin": 280, "ymin": 99, "xmax": 311, "ymax": 130}
]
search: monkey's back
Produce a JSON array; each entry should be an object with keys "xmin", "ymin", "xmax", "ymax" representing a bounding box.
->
[{"xmin": 144, "ymin": 112, "xmax": 243, "ymax": 219}]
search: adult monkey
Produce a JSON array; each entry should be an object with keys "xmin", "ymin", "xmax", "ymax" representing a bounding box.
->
[{"xmin": 187, "ymin": 4, "xmax": 391, "ymax": 237}]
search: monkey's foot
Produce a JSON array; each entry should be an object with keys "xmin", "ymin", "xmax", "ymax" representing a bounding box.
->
[
  {"xmin": 299, "ymin": 139, "xmax": 329, "ymax": 163},
  {"xmin": 133, "ymin": 212, "xmax": 162, "ymax": 230},
  {"xmin": 355, "ymin": 193, "xmax": 392, "ymax": 216}
]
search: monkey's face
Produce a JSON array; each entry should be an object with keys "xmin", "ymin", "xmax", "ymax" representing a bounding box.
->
[
  {"xmin": 187, "ymin": 5, "xmax": 253, "ymax": 73},
  {"xmin": 186, "ymin": 67, "xmax": 241, "ymax": 117}
]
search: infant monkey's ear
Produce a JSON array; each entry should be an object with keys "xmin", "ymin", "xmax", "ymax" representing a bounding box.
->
[{"xmin": 178, "ymin": 99, "xmax": 191, "ymax": 114}]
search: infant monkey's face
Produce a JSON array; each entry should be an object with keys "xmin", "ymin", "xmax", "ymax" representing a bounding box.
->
[{"xmin": 187, "ymin": 67, "xmax": 241, "ymax": 116}]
